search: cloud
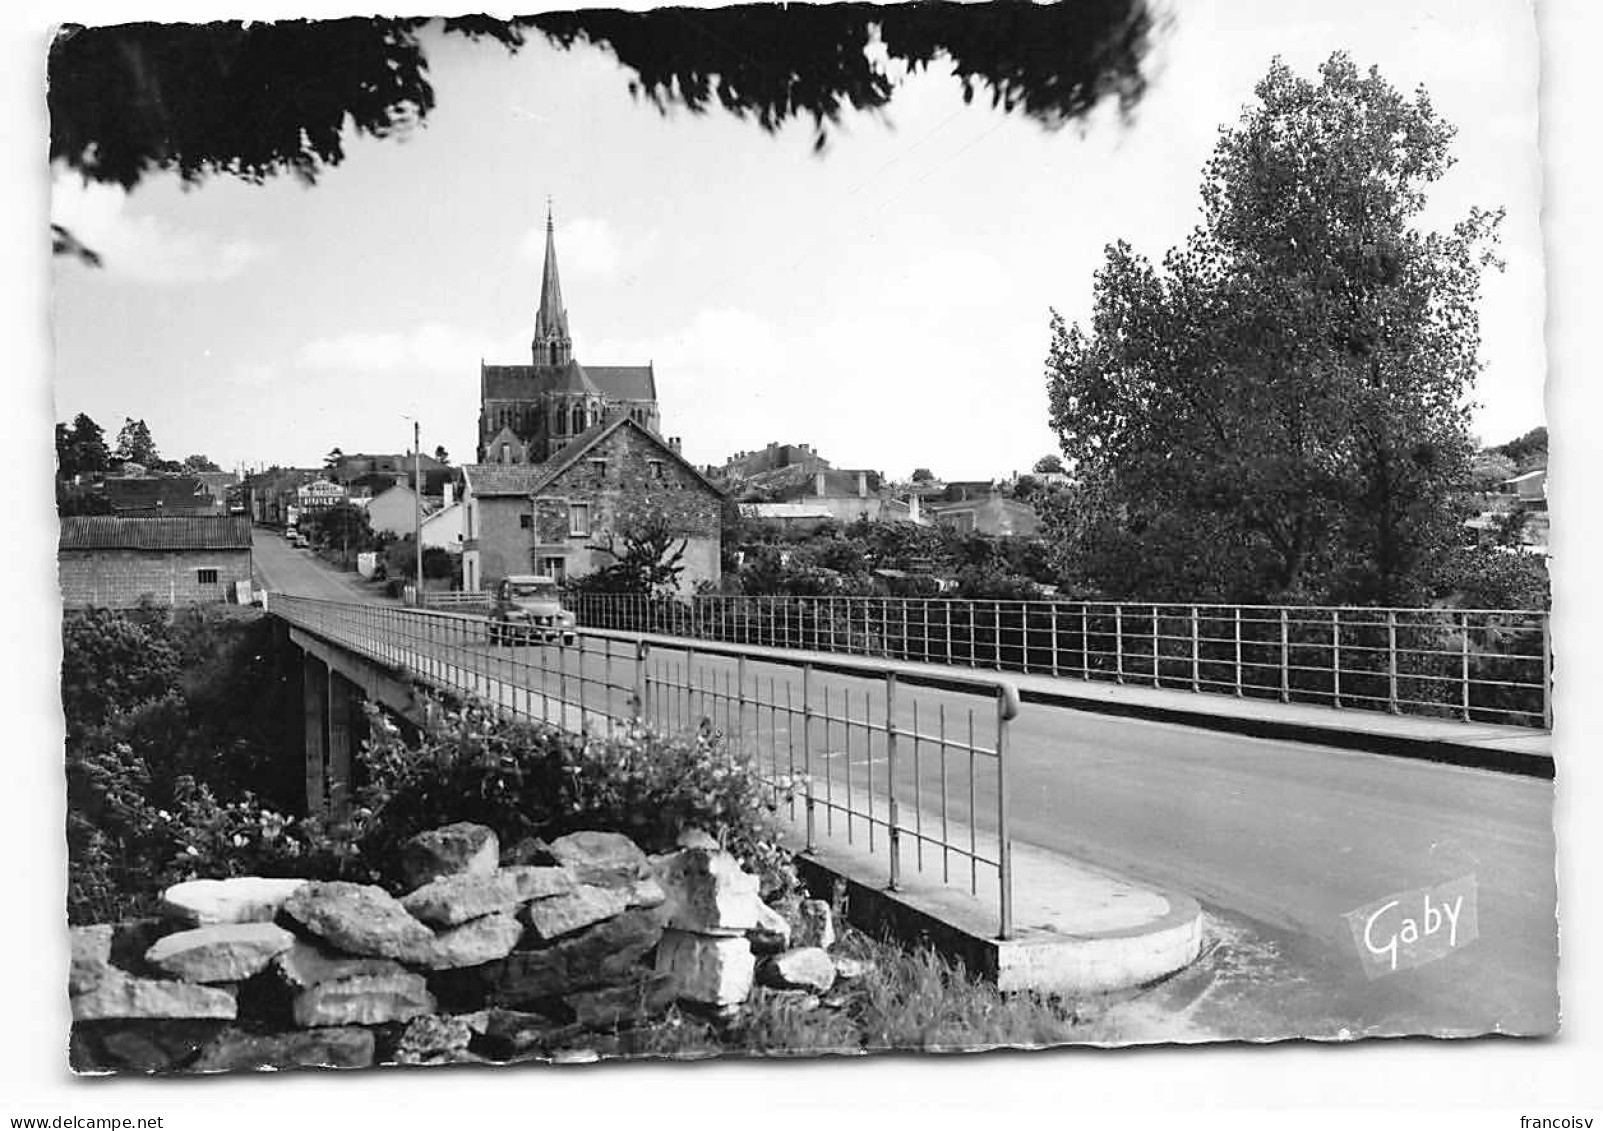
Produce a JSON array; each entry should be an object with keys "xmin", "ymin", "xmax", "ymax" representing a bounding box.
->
[
  {"xmin": 521, "ymin": 216, "xmax": 655, "ymax": 281},
  {"xmin": 50, "ymin": 175, "xmax": 270, "ymax": 284},
  {"xmin": 299, "ymin": 323, "xmax": 500, "ymax": 375}
]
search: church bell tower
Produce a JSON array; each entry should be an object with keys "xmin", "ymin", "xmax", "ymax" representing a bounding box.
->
[{"xmin": 532, "ymin": 204, "xmax": 572, "ymax": 368}]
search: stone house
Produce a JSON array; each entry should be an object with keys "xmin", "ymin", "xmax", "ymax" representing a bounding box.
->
[
  {"xmin": 58, "ymin": 515, "xmax": 254, "ymax": 607},
  {"xmin": 462, "ymin": 415, "xmax": 723, "ymax": 594}
]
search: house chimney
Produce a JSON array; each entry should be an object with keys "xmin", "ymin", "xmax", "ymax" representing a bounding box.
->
[
  {"xmin": 815, "ymin": 471, "xmax": 827, "ymax": 497},
  {"xmin": 670, "ymin": 437, "xmax": 682, "ymax": 454},
  {"xmin": 443, "ymin": 482, "xmax": 455, "ymax": 508},
  {"xmin": 857, "ymin": 470, "xmax": 867, "ymax": 498}
]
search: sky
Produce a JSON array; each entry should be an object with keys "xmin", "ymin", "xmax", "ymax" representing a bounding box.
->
[{"xmin": 46, "ymin": 0, "xmax": 1547, "ymax": 482}]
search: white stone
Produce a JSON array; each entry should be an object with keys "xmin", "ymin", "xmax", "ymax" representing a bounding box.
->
[
  {"xmin": 160, "ymin": 877, "xmax": 308, "ymax": 926},
  {"xmin": 747, "ymin": 899, "xmax": 792, "ymax": 955},
  {"xmin": 400, "ymin": 911, "xmax": 525, "ymax": 971},
  {"xmin": 654, "ymin": 930, "xmax": 754, "ymax": 1007},
  {"xmin": 274, "ymin": 941, "xmax": 406, "ymax": 989},
  {"xmin": 521, "ymin": 885, "xmax": 630, "ymax": 942},
  {"xmin": 654, "ymin": 848, "xmax": 760, "ymax": 935},
  {"xmin": 71, "ymin": 971, "xmax": 237, "ymax": 1021},
  {"xmin": 145, "ymin": 922, "xmax": 297, "ymax": 983},
  {"xmin": 757, "ymin": 947, "xmax": 837, "ymax": 994},
  {"xmin": 292, "ymin": 971, "xmax": 435, "ymax": 1027},
  {"xmin": 402, "ymin": 866, "xmax": 574, "ymax": 927},
  {"xmin": 69, "ymin": 924, "xmax": 114, "ymax": 994}
]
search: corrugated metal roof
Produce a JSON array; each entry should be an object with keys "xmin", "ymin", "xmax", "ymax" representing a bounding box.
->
[{"xmin": 59, "ymin": 515, "xmax": 254, "ymax": 551}]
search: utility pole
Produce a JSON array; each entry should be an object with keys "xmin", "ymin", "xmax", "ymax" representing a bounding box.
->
[{"xmin": 413, "ymin": 419, "xmax": 423, "ymax": 607}]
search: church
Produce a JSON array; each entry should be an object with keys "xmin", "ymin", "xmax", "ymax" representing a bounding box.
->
[
  {"xmin": 477, "ymin": 210, "xmax": 661, "ymax": 463},
  {"xmin": 460, "ymin": 209, "xmax": 724, "ymax": 596}
]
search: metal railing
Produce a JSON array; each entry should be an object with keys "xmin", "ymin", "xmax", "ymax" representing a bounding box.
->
[
  {"xmin": 568, "ymin": 594, "xmax": 1552, "ymax": 729},
  {"xmin": 267, "ymin": 593, "xmax": 1021, "ymax": 938}
]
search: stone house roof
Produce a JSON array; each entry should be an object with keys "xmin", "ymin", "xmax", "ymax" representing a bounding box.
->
[{"xmin": 526, "ymin": 416, "xmax": 724, "ymax": 498}]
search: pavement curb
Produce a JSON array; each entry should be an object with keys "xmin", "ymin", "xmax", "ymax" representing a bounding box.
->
[
  {"xmin": 1015, "ymin": 686, "xmax": 1555, "ymax": 779},
  {"xmin": 793, "ymin": 852, "xmax": 1206, "ymax": 997}
]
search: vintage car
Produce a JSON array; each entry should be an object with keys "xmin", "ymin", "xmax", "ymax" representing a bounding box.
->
[{"xmin": 487, "ymin": 574, "xmax": 578, "ymax": 646}]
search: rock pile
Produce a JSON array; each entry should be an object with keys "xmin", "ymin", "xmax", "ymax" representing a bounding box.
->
[{"xmin": 67, "ymin": 824, "xmax": 856, "ymax": 1073}]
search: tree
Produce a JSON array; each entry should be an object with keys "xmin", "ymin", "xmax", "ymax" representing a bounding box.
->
[
  {"xmin": 574, "ymin": 513, "xmax": 689, "ymax": 597},
  {"xmin": 910, "ymin": 468, "xmax": 936, "ymax": 484},
  {"xmin": 433, "ymin": 445, "xmax": 450, "ymax": 465},
  {"xmin": 1469, "ymin": 451, "xmax": 1517, "ymax": 496},
  {"xmin": 1492, "ymin": 425, "xmax": 1546, "ymax": 472},
  {"xmin": 1032, "ymin": 454, "xmax": 1064, "ymax": 475},
  {"xmin": 181, "ymin": 454, "xmax": 222, "ymax": 473},
  {"xmin": 1045, "ymin": 53, "xmax": 1501, "ymax": 605},
  {"xmin": 56, "ymin": 412, "xmax": 111, "ymax": 480},
  {"xmin": 48, "ymin": 8, "xmax": 1157, "ymax": 261},
  {"xmin": 114, "ymin": 417, "xmax": 160, "ymax": 467},
  {"xmin": 324, "ymin": 448, "xmax": 345, "ymax": 472}
]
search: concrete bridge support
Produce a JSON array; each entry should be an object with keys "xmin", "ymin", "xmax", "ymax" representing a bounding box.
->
[{"xmin": 288, "ymin": 627, "xmax": 428, "ymax": 823}]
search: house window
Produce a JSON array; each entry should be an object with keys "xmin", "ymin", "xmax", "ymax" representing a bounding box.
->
[
  {"xmin": 500, "ymin": 443, "xmax": 509, "ymax": 463},
  {"xmin": 589, "ymin": 458, "xmax": 608, "ymax": 482},
  {"xmin": 571, "ymin": 405, "xmax": 585, "ymax": 434},
  {"xmin": 196, "ymin": 568, "xmax": 219, "ymax": 585},
  {"xmin": 519, "ymin": 514, "xmax": 533, "ymax": 530},
  {"xmin": 537, "ymin": 555, "xmax": 567, "ymax": 583},
  {"xmin": 649, "ymin": 460, "xmax": 665, "ymax": 480},
  {"xmin": 568, "ymin": 503, "xmax": 591, "ymax": 537}
]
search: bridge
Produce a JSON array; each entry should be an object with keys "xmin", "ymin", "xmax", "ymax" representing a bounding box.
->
[{"xmin": 254, "ymin": 532, "xmax": 1557, "ymax": 1039}]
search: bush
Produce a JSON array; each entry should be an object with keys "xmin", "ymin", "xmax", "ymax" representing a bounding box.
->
[
  {"xmin": 349, "ymin": 697, "xmax": 799, "ymax": 897},
  {"xmin": 63, "ymin": 606, "xmax": 311, "ymax": 922}
]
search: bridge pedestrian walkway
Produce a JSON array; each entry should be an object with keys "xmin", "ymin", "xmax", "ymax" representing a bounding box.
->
[{"xmin": 625, "ymin": 630, "xmax": 1554, "ymax": 777}]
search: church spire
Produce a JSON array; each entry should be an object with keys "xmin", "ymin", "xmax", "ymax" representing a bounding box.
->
[{"xmin": 533, "ymin": 201, "xmax": 572, "ymax": 366}]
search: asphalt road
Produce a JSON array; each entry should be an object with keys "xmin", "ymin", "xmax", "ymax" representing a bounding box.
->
[
  {"xmin": 267, "ymin": 569, "xmax": 1559, "ymax": 1041},
  {"xmin": 251, "ymin": 528, "xmax": 394, "ymax": 603}
]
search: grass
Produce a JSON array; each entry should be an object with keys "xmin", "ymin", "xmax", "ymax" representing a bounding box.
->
[{"xmin": 601, "ymin": 925, "xmax": 1103, "ymax": 1059}]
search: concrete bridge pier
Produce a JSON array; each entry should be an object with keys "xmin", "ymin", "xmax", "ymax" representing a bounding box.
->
[
  {"xmin": 299, "ymin": 654, "xmax": 360, "ymax": 823},
  {"xmin": 287, "ymin": 625, "xmax": 433, "ymax": 825}
]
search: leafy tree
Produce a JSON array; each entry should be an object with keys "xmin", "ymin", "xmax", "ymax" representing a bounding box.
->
[
  {"xmin": 910, "ymin": 468, "xmax": 936, "ymax": 483},
  {"xmin": 1492, "ymin": 425, "xmax": 1547, "ymax": 472},
  {"xmin": 50, "ymin": 7, "xmax": 1154, "ymax": 192},
  {"xmin": 56, "ymin": 412, "xmax": 111, "ymax": 480},
  {"xmin": 433, "ymin": 445, "xmax": 450, "ymax": 465},
  {"xmin": 1032, "ymin": 454, "xmax": 1064, "ymax": 474},
  {"xmin": 113, "ymin": 417, "xmax": 160, "ymax": 467},
  {"xmin": 1045, "ymin": 53, "xmax": 1501, "ymax": 605},
  {"xmin": 575, "ymin": 512, "xmax": 689, "ymax": 597},
  {"xmin": 1468, "ymin": 451, "xmax": 1517, "ymax": 495},
  {"xmin": 1011, "ymin": 473, "xmax": 1042, "ymax": 500},
  {"xmin": 324, "ymin": 447, "xmax": 345, "ymax": 471},
  {"xmin": 181, "ymin": 454, "xmax": 222, "ymax": 473}
]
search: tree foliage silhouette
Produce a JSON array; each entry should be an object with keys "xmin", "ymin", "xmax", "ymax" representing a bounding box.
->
[{"xmin": 49, "ymin": 4, "xmax": 1155, "ymax": 193}]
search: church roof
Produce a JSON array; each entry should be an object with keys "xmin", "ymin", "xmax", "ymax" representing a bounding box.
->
[
  {"xmin": 546, "ymin": 360, "xmax": 599, "ymax": 396},
  {"xmin": 482, "ymin": 363, "xmax": 656, "ymax": 403}
]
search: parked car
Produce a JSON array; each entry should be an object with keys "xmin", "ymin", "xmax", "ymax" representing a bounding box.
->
[{"xmin": 487, "ymin": 574, "xmax": 577, "ymax": 646}]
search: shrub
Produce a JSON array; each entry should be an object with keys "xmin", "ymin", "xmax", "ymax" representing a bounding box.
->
[{"xmin": 349, "ymin": 697, "xmax": 799, "ymax": 897}]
